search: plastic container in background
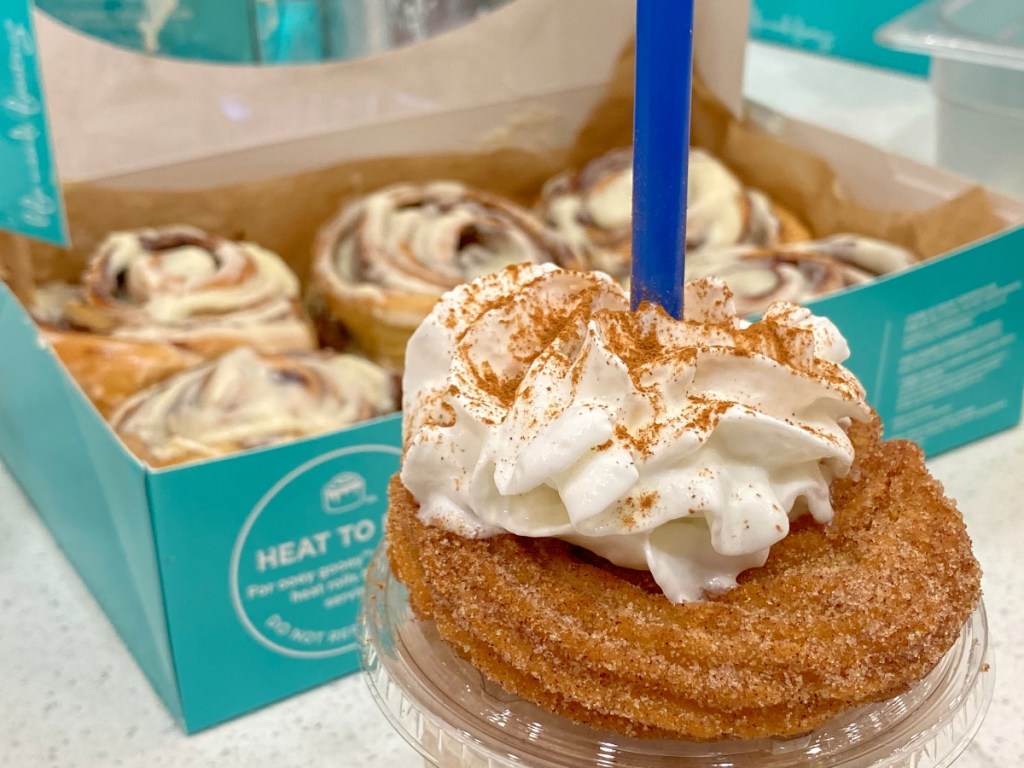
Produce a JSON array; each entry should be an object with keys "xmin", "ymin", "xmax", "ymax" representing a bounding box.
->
[
  {"xmin": 750, "ymin": 0, "xmax": 930, "ymax": 76},
  {"xmin": 878, "ymin": 0, "xmax": 1024, "ymax": 198}
]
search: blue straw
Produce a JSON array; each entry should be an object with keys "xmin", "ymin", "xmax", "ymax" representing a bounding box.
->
[{"xmin": 630, "ymin": 0, "xmax": 695, "ymax": 318}]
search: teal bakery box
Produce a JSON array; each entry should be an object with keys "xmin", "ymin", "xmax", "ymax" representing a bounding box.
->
[
  {"xmin": 2, "ymin": 0, "xmax": 1023, "ymax": 737},
  {"xmin": 0, "ymin": 290, "xmax": 401, "ymax": 732},
  {"xmin": 809, "ymin": 230, "xmax": 1024, "ymax": 455}
]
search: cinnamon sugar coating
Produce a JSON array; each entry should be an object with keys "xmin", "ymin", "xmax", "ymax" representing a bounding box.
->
[{"xmin": 386, "ymin": 417, "xmax": 981, "ymax": 740}]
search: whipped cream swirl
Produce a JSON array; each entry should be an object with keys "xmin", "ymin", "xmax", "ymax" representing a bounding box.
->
[{"xmin": 401, "ymin": 264, "xmax": 870, "ymax": 602}]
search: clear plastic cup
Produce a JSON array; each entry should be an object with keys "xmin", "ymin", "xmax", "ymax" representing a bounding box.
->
[{"xmin": 360, "ymin": 543, "xmax": 993, "ymax": 768}]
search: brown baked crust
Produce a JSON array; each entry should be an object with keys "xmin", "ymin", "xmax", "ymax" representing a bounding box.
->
[
  {"xmin": 386, "ymin": 418, "xmax": 982, "ymax": 741},
  {"xmin": 44, "ymin": 329, "xmax": 202, "ymax": 418},
  {"xmin": 306, "ymin": 281, "xmax": 438, "ymax": 373},
  {"xmin": 773, "ymin": 201, "xmax": 812, "ymax": 244}
]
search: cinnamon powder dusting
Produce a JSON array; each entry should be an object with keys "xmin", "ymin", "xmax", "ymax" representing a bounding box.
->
[
  {"xmin": 437, "ymin": 268, "xmax": 857, "ymax": 459},
  {"xmin": 466, "ymin": 279, "xmax": 603, "ymax": 409},
  {"xmin": 602, "ymin": 306, "xmax": 665, "ymax": 379},
  {"xmin": 474, "ymin": 360, "xmax": 520, "ymax": 411}
]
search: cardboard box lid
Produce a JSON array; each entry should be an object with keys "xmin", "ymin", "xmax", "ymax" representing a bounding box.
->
[{"xmin": 36, "ymin": 0, "xmax": 749, "ymax": 187}]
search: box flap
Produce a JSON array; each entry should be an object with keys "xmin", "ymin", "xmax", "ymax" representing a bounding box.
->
[
  {"xmin": 0, "ymin": 285, "xmax": 182, "ymax": 720},
  {"xmin": 147, "ymin": 413, "xmax": 401, "ymax": 731},
  {"xmin": 37, "ymin": 0, "xmax": 749, "ymax": 187},
  {"xmin": 37, "ymin": 0, "xmax": 633, "ymax": 183}
]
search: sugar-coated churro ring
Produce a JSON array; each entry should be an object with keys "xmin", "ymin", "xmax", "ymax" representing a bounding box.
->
[
  {"xmin": 308, "ymin": 181, "xmax": 580, "ymax": 372},
  {"xmin": 537, "ymin": 147, "xmax": 809, "ymax": 283},
  {"xmin": 386, "ymin": 416, "xmax": 981, "ymax": 741}
]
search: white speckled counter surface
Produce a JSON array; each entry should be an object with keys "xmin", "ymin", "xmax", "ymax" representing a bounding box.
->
[{"xmin": 1, "ymin": 43, "xmax": 1022, "ymax": 768}]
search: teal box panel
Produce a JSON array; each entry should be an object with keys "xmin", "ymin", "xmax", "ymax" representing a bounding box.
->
[
  {"xmin": 810, "ymin": 227, "xmax": 1024, "ymax": 456},
  {"xmin": 0, "ymin": 285, "xmax": 180, "ymax": 716},
  {"xmin": 64, "ymin": 378, "xmax": 182, "ymax": 716},
  {"xmin": 750, "ymin": 0, "xmax": 930, "ymax": 77},
  {"xmin": 148, "ymin": 415, "xmax": 400, "ymax": 732},
  {"xmin": 0, "ymin": 1, "xmax": 68, "ymax": 245}
]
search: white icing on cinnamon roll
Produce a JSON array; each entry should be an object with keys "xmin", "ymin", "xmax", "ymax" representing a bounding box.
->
[
  {"xmin": 788, "ymin": 234, "xmax": 917, "ymax": 282},
  {"xmin": 315, "ymin": 181, "xmax": 577, "ymax": 296},
  {"xmin": 687, "ymin": 149, "xmax": 780, "ymax": 252},
  {"xmin": 66, "ymin": 226, "xmax": 315, "ymax": 356},
  {"xmin": 28, "ymin": 281, "xmax": 81, "ymax": 327},
  {"xmin": 111, "ymin": 347, "xmax": 397, "ymax": 467},
  {"xmin": 308, "ymin": 181, "xmax": 579, "ymax": 370},
  {"xmin": 539, "ymin": 149, "xmax": 635, "ymax": 281},
  {"xmin": 688, "ymin": 248, "xmax": 846, "ymax": 317},
  {"xmin": 538, "ymin": 148, "xmax": 800, "ymax": 283},
  {"xmin": 688, "ymin": 235, "xmax": 918, "ymax": 316}
]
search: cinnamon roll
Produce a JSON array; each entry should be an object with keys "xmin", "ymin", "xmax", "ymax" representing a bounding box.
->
[
  {"xmin": 44, "ymin": 330, "xmax": 203, "ymax": 418},
  {"xmin": 307, "ymin": 181, "xmax": 580, "ymax": 371},
  {"xmin": 110, "ymin": 347, "xmax": 398, "ymax": 467},
  {"xmin": 29, "ymin": 282, "xmax": 205, "ymax": 417},
  {"xmin": 688, "ymin": 235, "xmax": 918, "ymax": 316},
  {"xmin": 538, "ymin": 147, "xmax": 810, "ymax": 283},
  {"xmin": 64, "ymin": 226, "xmax": 316, "ymax": 356},
  {"xmin": 788, "ymin": 234, "xmax": 918, "ymax": 284}
]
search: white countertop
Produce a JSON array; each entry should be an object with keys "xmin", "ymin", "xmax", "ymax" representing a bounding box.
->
[{"xmin": 2, "ymin": 42, "xmax": 1022, "ymax": 768}]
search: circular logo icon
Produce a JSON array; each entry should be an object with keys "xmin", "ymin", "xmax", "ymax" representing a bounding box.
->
[{"xmin": 230, "ymin": 444, "xmax": 399, "ymax": 658}]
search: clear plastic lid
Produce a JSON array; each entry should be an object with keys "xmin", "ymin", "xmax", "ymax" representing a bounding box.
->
[
  {"xmin": 877, "ymin": 0, "xmax": 1024, "ymax": 70},
  {"xmin": 360, "ymin": 544, "xmax": 994, "ymax": 768}
]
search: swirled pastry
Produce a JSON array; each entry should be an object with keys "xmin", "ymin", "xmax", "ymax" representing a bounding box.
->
[
  {"xmin": 388, "ymin": 264, "xmax": 981, "ymax": 741},
  {"xmin": 64, "ymin": 226, "xmax": 316, "ymax": 356},
  {"xmin": 688, "ymin": 235, "xmax": 918, "ymax": 316},
  {"xmin": 789, "ymin": 233, "xmax": 919, "ymax": 281},
  {"xmin": 308, "ymin": 181, "xmax": 580, "ymax": 371},
  {"xmin": 538, "ymin": 147, "xmax": 809, "ymax": 282},
  {"xmin": 111, "ymin": 347, "xmax": 397, "ymax": 467},
  {"xmin": 43, "ymin": 329, "xmax": 203, "ymax": 418},
  {"xmin": 30, "ymin": 282, "xmax": 205, "ymax": 417}
]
